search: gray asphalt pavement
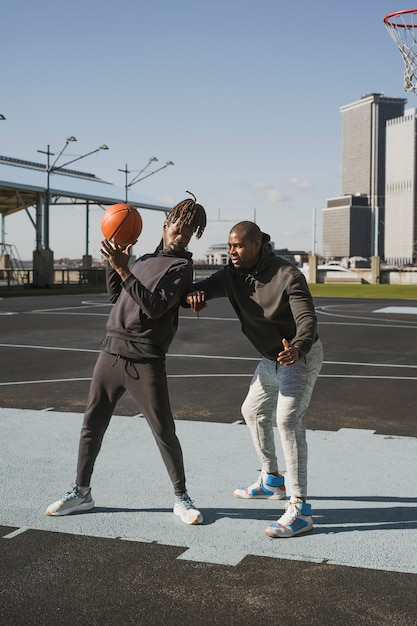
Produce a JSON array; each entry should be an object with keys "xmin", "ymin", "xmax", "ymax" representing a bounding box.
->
[{"xmin": 1, "ymin": 292, "xmax": 416, "ymax": 625}]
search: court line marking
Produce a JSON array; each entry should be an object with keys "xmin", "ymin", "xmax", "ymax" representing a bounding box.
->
[
  {"xmin": 375, "ymin": 306, "xmax": 417, "ymax": 314},
  {"xmin": 1, "ymin": 343, "xmax": 417, "ymax": 370},
  {"xmin": 2, "ymin": 343, "xmax": 417, "ymax": 368},
  {"xmin": 2, "ymin": 374, "xmax": 417, "ymax": 386},
  {"xmin": 315, "ymin": 306, "xmax": 417, "ymax": 326},
  {"xmin": 317, "ymin": 321, "xmax": 417, "ymax": 329},
  {"xmin": 3, "ymin": 527, "xmax": 29, "ymax": 539},
  {"xmin": 4, "ymin": 306, "xmax": 417, "ymax": 329}
]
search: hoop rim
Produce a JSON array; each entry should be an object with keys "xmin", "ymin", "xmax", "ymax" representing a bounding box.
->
[{"xmin": 384, "ymin": 8, "xmax": 417, "ymax": 26}]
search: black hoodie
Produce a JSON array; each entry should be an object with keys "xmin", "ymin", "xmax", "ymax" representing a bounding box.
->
[
  {"xmin": 103, "ymin": 244, "xmax": 193, "ymax": 356},
  {"xmin": 194, "ymin": 237, "xmax": 318, "ymax": 361}
]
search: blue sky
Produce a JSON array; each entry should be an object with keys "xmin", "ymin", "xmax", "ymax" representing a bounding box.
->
[{"xmin": 1, "ymin": 0, "xmax": 413, "ymax": 260}]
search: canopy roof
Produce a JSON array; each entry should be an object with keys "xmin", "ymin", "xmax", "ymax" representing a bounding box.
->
[{"xmin": 0, "ymin": 155, "xmax": 169, "ymax": 217}]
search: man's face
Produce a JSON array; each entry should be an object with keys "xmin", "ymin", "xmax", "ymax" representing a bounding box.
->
[
  {"xmin": 228, "ymin": 230, "xmax": 262, "ymax": 270},
  {"xmin": 162, "ymin": 220, "xmax": 194, "ymax": 253}
]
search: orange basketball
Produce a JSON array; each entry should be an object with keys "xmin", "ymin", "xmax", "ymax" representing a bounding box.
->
[{"xmin": 101, "ymin": 203, "xmax": 143, "ymax": 246}]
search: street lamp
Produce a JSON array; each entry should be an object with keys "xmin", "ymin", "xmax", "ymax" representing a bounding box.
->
[
  {"xmin": 37, "ymin": 137, "xmax": 109, "ymax": 249},
  {"xmin": 118, "ymin": 157, "xmax": 174, "ymax": 202}
]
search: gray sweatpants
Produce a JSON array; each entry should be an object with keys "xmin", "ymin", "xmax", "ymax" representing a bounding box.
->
[
  {"xmin": 241, "ymin": 339, "xmax": 323, "ymax": 499},
  {"xmin": 76, "ymin": 351, "xmax": 186, "ymax": 496}
]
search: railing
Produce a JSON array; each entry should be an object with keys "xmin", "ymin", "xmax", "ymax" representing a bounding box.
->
[
  {"xmin": 0, "ymin": 265, "xmax": 224, "ymax": 289},
  {"xmin": 0, "ymin": 268, "xmax": 106, "ymax": 288}
]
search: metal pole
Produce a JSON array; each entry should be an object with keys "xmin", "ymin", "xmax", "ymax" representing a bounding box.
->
[
  {"xmin": 85, "ymin": 200, "xmax": 90, "ymax": 255},
  {"xmin": 45, "ymin": 146, "xmax": 51, "ymax": 249},
  {"xmin": 374, "ymin": 205, "xmax": 379, "ymax": 257},
  {"xmin": 37, "ymin": 144, "xmax": 53, "ymax": 250},
  {"xmin": 118, "ymin": 164, "xmax": 130, "ymax": 202},
  {"xmin": 312, "ymin": 207, "xmax": 316, "ymax": 255},
  {"xmin": 1, "ymin": 213, "xmax": 5, "ymax": 252}
]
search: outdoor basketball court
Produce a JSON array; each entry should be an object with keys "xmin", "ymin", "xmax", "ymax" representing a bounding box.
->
[{"xmin": 1, "ymin": 292, "xmax": 416, "ymax": 624}]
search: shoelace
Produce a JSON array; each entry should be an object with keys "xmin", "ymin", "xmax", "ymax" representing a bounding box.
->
[
  {"xmin": 65, "ymin": 487, "xmax": 86, "ymax": 501},
  {"xmin": 277, "ymin": 501, "xmax": 298, "ymax": 527},
  {"xmin": 176, "ymin": 494, "xmax": 195, "ymax": 509},
  {"xmin": 61, "ymin": 489, "xmax": 79, "ymax": 501},
  {"xmin": 249, "ymin": 474, "xmax": 264, "ymax": 489}
]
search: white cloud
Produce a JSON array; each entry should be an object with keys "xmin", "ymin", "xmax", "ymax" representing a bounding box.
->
[
  {"xmin": 288, "ymin": 177, "xmax": 314, "ymax": 191},
  {"xmin": 250, "ymin": 181, "xmax": 291, "ymax": 204}
]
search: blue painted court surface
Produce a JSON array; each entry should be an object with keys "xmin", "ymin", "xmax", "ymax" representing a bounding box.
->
[{"xmin": 1, "ymin": 407, "xmax": 416, "ymax": 573}]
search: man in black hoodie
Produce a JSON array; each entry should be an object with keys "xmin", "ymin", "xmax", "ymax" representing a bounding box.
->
[
  {"xmin": 46, "ymin": 194, "xmax": 206, "ymax": 525},
  {"xmin": 187, "ymin": 221, "xmax": 323, "ymax": 537}
]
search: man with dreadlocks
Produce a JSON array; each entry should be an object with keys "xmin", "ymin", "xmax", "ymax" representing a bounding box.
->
[{"xmin": 46, "ymin": 194, "xmax": 207, "ymax": 524}]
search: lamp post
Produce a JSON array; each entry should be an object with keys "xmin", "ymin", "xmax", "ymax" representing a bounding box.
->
[
  {"xmin": 119, "ymin": 157, "xmax": 174, "ymax": 202},
  {"xmin": 37, "ymin": 137, "xmax": 109, "ymax": 249},
  {"xmin": 0, "ymin": 116, "xmax": 6, "ymax": 253}
]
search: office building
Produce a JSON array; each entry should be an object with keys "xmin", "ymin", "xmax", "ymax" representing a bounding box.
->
[
  {"xmin": 385, "ymin": 108, "xmax": 417, "ymax": 265},
  {"xmin": 323, "ymin": 93, "xmax": 406, "ymax": 259},
  {"xmin": 322, "ymin": 195, "xmax": 371, "ymax": 258}
]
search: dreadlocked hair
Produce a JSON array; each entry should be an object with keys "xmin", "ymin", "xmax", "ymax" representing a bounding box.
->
[{"xmin": 166, "ymin": 191, "xmax": 207, "ymax": 239}]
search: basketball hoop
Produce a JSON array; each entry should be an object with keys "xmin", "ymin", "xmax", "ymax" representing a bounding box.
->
[{"xmin": 384, "ymin": 8, "xmax": 417, "ymax": 93}]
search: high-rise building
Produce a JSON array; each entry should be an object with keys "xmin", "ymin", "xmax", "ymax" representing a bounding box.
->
[
  {"xmin": 322, "ymin": 195, "xmax": 371, "ymax": 258},
  {"xmin": 323, "ymin": 93, "xmax": 406, "ymax": 259},
  {"xmin": 385, "ymin": 108, "xmax": 417, "ymax": 265}
]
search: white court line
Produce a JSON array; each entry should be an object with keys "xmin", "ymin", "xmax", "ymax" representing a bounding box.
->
[
  {"xmin": 1, "ymin": 343, "xmax": 417, "ymax": 369},
  {"xmin": 319, "ymin": 375, "xmax": 417, "ymax": 380},
  {"xmin": 0, "ymin": 343, "xmax": 98, "ymax": 353},
  {"xmin": 2, "ymin": 374, "xmax": 417, "ymax": 386},
  {"xmin": 316, "ymin": 307, "xmax": 417, "ymax": 326},
  {"xmin": 0, "ymin": 378, "xmax": 92, "ymax": 385},
  {"xmin": 3, "ymin": 527, "xmax": 29, "ymax": 539},
  {"xmin": 30, "ymin": 311, "xmax": 109, "ymax": 317},
  {"xmin": 325, "ymin": 360, "xmax": 417, "ymax": 369},
  {"xmin": 0, "ymin": 343, "xmax": 417, "ymax": 369},
  {"xmin": 3, "ymin": 374, "xmax": 412, "ymax": 387},
  {"xmin": 30, "ymin": 304, "xmax": 110, "ymax": 313},
  {"xmin": 374, "ymin": 306, "xmax": 417, "ymax": 314},
  {"xmin": 6, "ymin": 306, "xmax": 417, "ymax": 329},
  {"xmin": 155, "ymin": 372, "xmax": 415, "ymax": 380}
]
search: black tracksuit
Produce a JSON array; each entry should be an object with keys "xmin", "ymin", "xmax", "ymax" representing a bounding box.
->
[{"xmin": 76, "ymin": 245, "xmax": 193, "ymax": 496}]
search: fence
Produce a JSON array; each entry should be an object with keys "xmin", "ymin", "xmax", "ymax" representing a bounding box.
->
[
  {"xmin": 0, "ymin": 265, "xmax": 224, "ymax": 289},
  {"xmin": 1, "ymin": 265, "xmax": 417, "ymax": 290}
]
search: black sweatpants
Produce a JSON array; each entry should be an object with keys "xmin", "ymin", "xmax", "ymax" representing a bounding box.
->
[{"xmin": 76, "ymin": 351, "xmax": 186, "ymax": 496}]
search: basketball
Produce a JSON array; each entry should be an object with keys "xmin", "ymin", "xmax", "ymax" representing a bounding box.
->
[{"xmin": 101, "ymin": 203, "xmax": 143, "ymax": 247}]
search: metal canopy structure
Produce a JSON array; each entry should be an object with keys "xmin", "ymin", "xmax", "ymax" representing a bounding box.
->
[
  {"xmin": 0, "ymin": 155, "xmax": 169, "ymax": 218},
  {"xmin": 0, "ymin": 155, "xmax": 171, "ymax": 286}
]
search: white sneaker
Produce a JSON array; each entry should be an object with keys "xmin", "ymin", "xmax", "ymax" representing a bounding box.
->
[
  {"xmin": 174, "ymin": 493, "xmax": 203, "ymax": 525},
  {"xmin": 264, "ymin": 498, "xmax": 313, "ymax": 538},
  {"xmin": 233, "ymin": 471, "xmax": 286, "ymax": 500},
  {"xmin": 45, "ymin": 486, "xmax": 94, "ymax": 517}
]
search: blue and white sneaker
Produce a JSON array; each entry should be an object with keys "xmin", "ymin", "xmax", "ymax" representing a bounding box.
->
[
  {"xmin": 264, "ymin": 498, "xmax": 313, "ymax": 538},
  {"xmin": 233, "ymin": 471, "xmax": 286, "ymax": 500}
]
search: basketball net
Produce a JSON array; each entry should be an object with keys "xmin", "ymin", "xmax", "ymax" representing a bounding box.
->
[{"xmin": 384, "ymin": 9, "xmax": 417, "ymax": 93}]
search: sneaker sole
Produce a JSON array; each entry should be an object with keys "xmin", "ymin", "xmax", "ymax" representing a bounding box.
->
[
  {"xmin": 233, "ymin": 491, "xmax": 287, "ymax": 500},
  {"xmin": 264, "ymin": 524, "xmax": 313, "ymax": 538},
  {"xmin": 45, "ymin": 500, "xmax": 95, "ymax": 517}
]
